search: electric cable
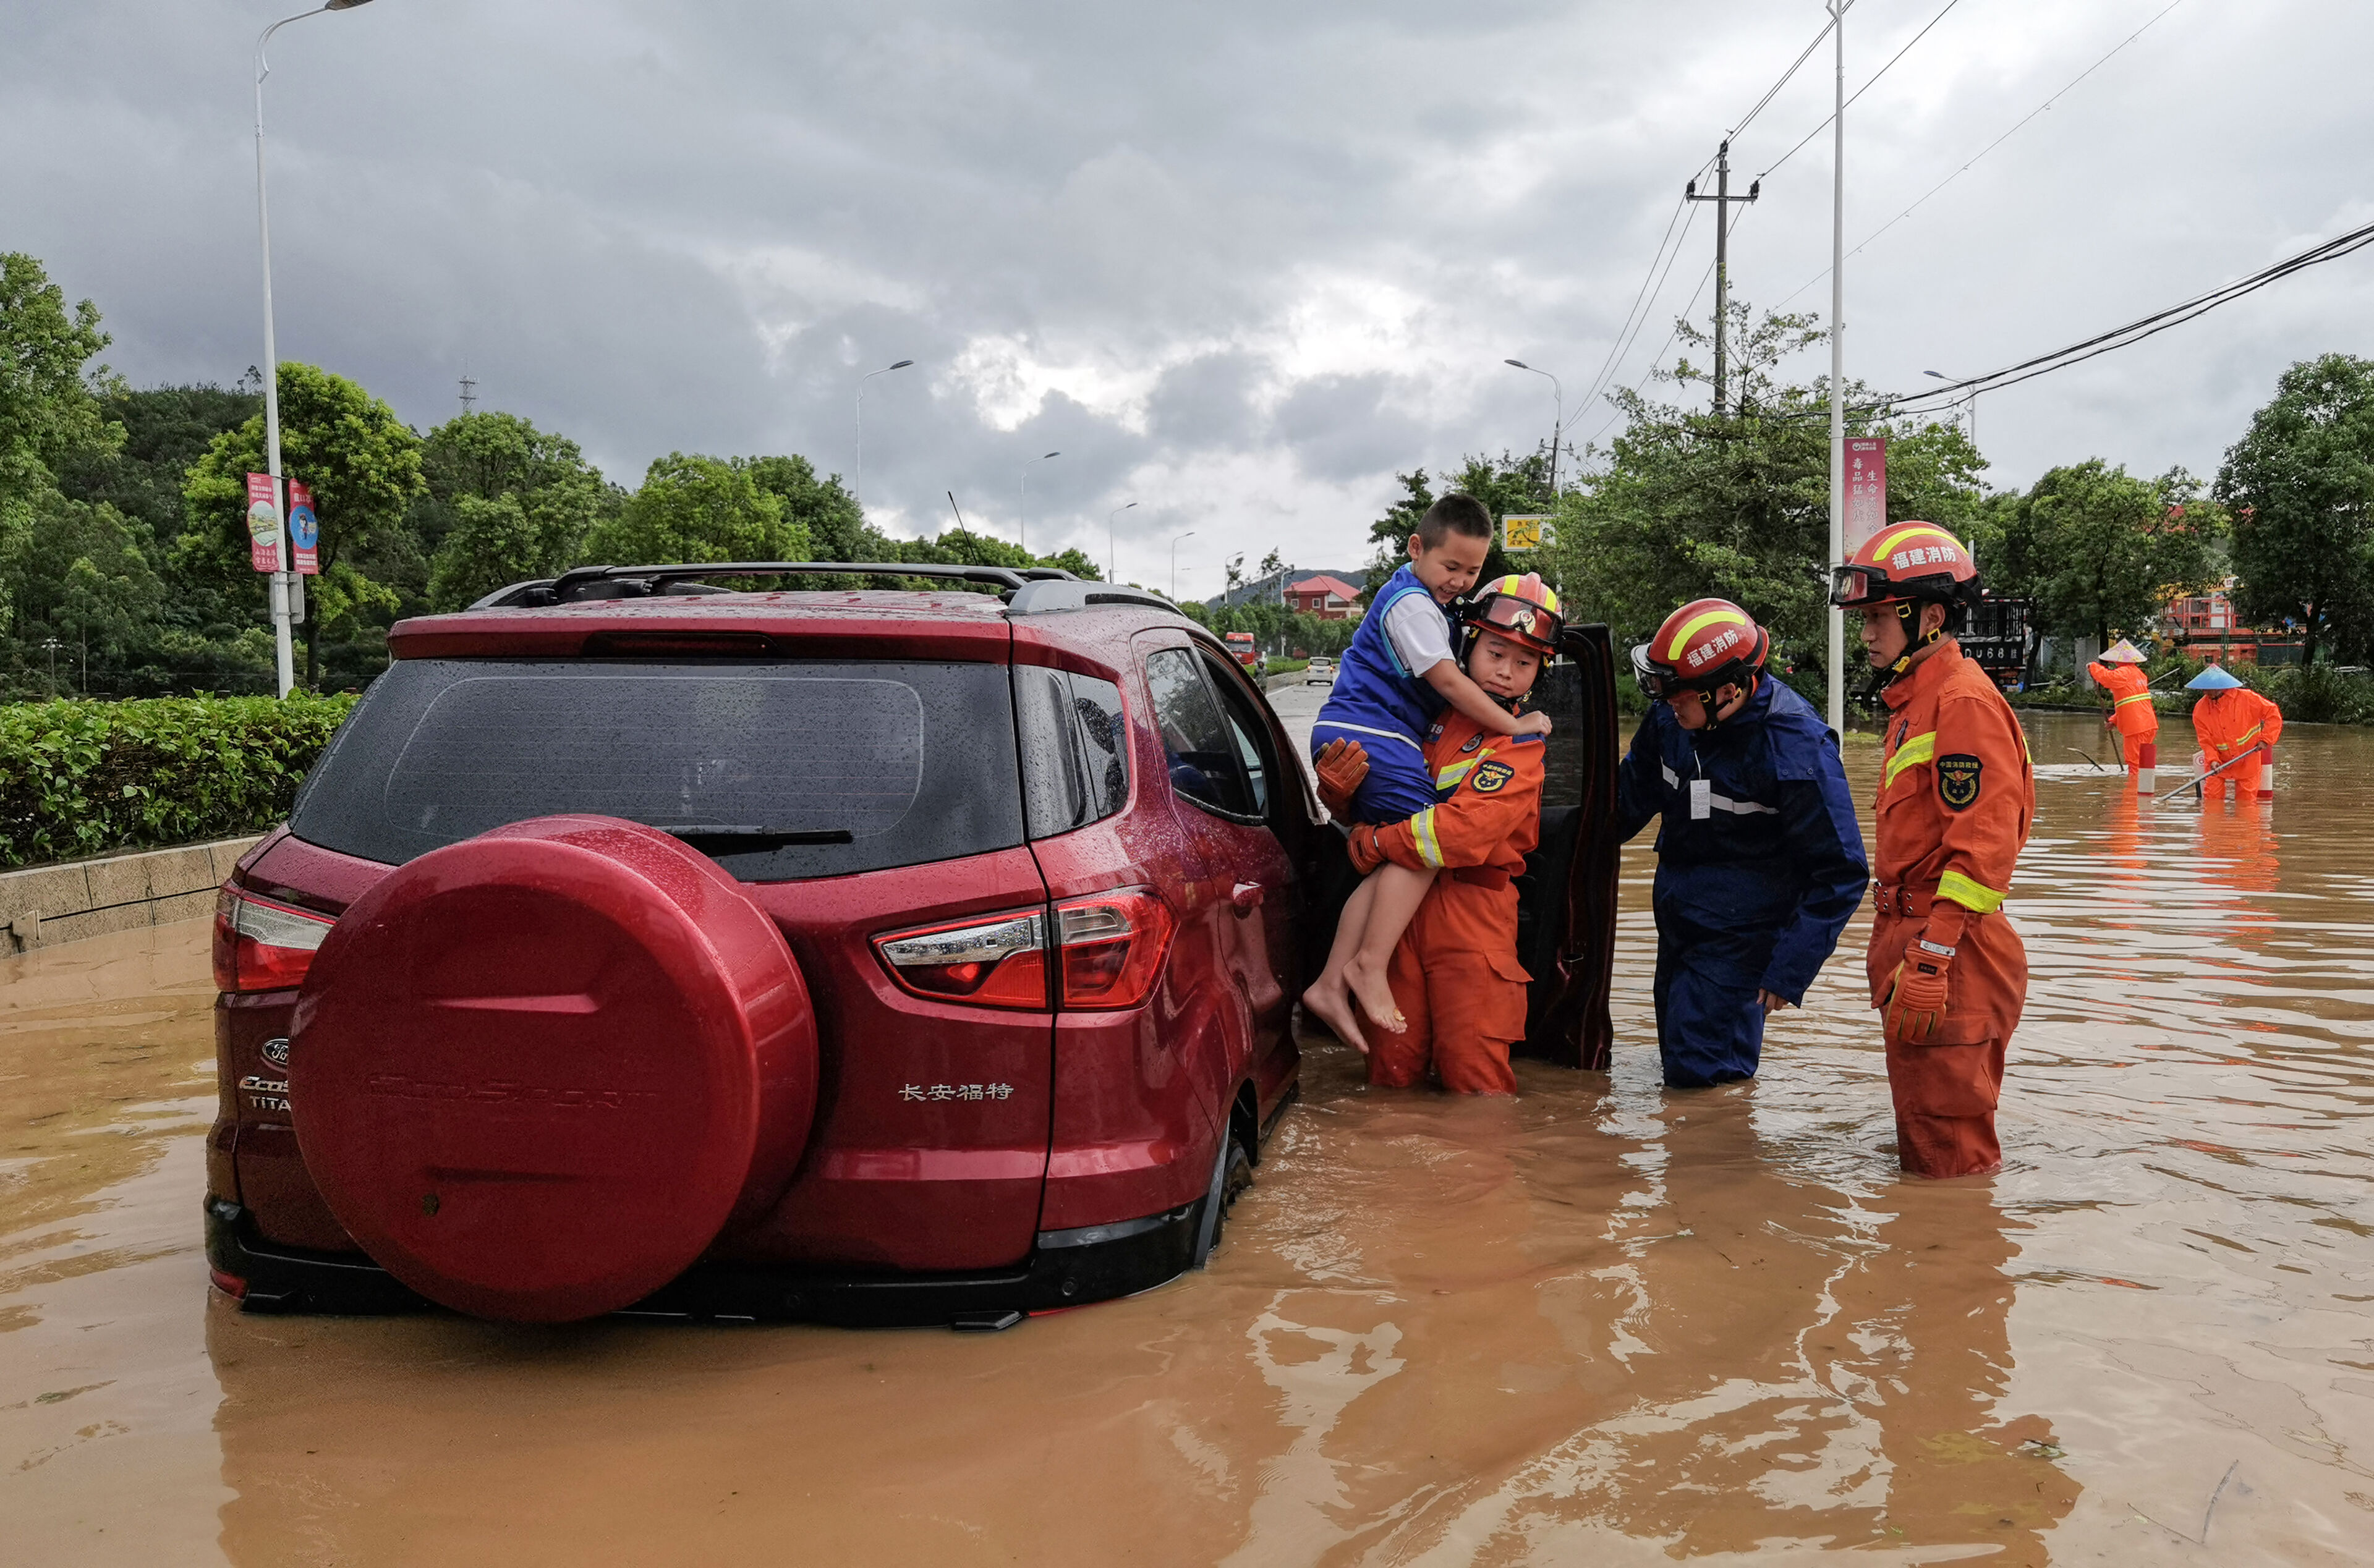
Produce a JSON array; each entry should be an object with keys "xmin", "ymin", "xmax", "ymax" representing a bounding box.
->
[
  {"xmin": 1757, "ymin": 0, "xmax": 1967, "ymax": 181},
  {"xmin": 1569, "ymin": 195, "xmax": 1693, "ymax": 427}
]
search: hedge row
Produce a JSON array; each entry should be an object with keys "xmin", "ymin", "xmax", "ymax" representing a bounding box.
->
[{"xmin": 0, "ymin": 694, "xmax": 357, "ymax": 869}]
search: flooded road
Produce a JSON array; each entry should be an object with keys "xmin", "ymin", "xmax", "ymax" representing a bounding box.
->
[{"xmin": 4, "ymin": 700, "xmax": 2373, "ymax": 1564}]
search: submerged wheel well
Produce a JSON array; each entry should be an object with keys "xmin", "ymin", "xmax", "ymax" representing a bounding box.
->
[{"xmin": 1232, "ymin": 1082, "xmax": 1261, "ymax": 1164}]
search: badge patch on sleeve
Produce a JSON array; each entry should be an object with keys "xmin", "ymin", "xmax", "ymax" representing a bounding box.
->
[
  {"xmin": 1471, "ymin": 760, "xmax": 1516, "ymax": 794},
  {"xmin": 1936, "ymin": 753, "xmax": 1983, "ymax": 810},
  {"xmin": 1461, "ymin": 733, "xmax": 1483, "ymax": 753}
]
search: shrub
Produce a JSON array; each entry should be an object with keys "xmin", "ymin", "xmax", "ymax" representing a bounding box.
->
[{"xmin": 0, "ymin": 693, "xmax": 356, "ymax": 868}]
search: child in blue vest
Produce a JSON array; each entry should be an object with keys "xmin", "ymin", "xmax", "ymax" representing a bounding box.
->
[{"xmin": 1302, "ymin": 494, "xmax": 1551, "ymax": 1050}]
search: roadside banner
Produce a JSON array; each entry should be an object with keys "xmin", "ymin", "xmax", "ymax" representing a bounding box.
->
[
  {"xmin": 245, "ymin": 473, "xmax": 283, "ymax": 572},
  {"xmin": 287, "ymin": 481, "xmax": 320, "ymax": 575},
  {"xmin": 1844, "ymin": 438, "xmax": 1887, "ymax": 555},
  {"xmin": 1502, "ymin": 514, "xmax": 1550, "ymax": 551}
]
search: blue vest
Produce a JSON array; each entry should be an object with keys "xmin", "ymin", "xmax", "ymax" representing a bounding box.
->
[{"xmin": 1314, "ymin": 563, "xmax": 1453, "ymax": 756}]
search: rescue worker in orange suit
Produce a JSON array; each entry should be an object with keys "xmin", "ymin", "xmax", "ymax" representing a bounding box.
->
[
  {"xmin": 2084, "ymin": 638, "xmax": 2159, "ymax": 791},
  {"xmin": 2186, "ymin": 664, "xmax": 2283, "ymax": 800},
  {"xmin": 1831, "ymin": 522, "xmax": 2036, "ymax": 1179},
  {"xmin": 1308, "ymin": 575, "xmax": 1560, "ymax": 1094},
  {"xmin": 1615, "ymin": 599, "xmax": 1869, "ymax": 1088}
]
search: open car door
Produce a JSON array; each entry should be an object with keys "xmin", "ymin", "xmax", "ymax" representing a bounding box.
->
[{"xmin": 1512, "ymin": 622, "xmax": 1620, "ymax": 1070}]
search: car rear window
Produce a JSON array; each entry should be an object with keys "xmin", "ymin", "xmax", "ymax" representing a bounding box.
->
[{"xmin": 289, "ymin": 659, "xmax": 1023, "ymax": 880}]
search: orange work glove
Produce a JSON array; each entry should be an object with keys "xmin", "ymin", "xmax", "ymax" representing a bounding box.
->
[
  {"xmin": 1884, "ymin": 904, "xmax": 1967, "ymax": 1043},
  {"xmin": 1345, "ymin": 821, "xmax": 1384, "ymax": 876},
  {"xmin": 1313, "ymin": 737, "xmax": 1370, "ymax": 819}
]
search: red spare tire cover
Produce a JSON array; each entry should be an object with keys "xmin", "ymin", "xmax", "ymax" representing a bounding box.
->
[{"xmin": 289, "ymin": 816, "xmax": 816, "ymax": 1322}]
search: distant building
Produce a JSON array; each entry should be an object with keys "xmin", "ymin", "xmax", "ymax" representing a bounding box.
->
[
  {"xmin": 2166, "ymin": 583, "xmax": 2303, "ymax": 666},
  {"xmin": 1206, "ymin": 567, "xmax": 1374, "ymax": 615},
  {"xmin": 1284, "ymin": 575, "xmax": 1365, "ymax": 619}
]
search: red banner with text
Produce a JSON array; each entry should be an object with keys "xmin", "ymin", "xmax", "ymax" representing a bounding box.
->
[
  {"xmin": 245, "ymin": 473, "xmax": 282, "ymax": 572},
  {"xmin": 287, "ymin": 480, "xmax": 320, "ymax": 575},
  {"xmin": 1844, "ymin": 438, "xmax": 1887, "ymax": 556}
]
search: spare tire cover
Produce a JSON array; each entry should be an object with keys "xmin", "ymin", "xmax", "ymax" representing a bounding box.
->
[{"xmin": 290, "ymin": 816, "xmax": 816, "ymax": 1322}]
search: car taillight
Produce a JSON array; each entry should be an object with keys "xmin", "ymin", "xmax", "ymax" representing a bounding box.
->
[
  {"xmin": 1055, "ymin": 889, "xmax": 1175, "ymax": 1010},
  {"xmin": 873, "ymin": 889, "xmax": 1176, "ymax": 1012},
  {"xmin": 874, "ymin": 907, "xmax": 1050, "ymax": 1010},
  {"xmin": 212, "ymin": 885, "xmax": 336, "ymax": 994}
]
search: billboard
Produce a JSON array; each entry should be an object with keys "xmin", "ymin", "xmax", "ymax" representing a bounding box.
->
[
  {"xmin": 245, "ymin": 473, "xmax": 281, "ymax": 572},
  {"xmin": 1844, "ymin": 438, "xmax": 1887, "ymax": 556},
  {"xmin": 287, "ymin": 480, "xmax": 320, "ymax": 575}
]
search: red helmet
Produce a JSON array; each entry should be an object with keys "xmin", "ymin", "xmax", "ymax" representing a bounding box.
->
[
  {"xmin": 1631, "ymin": 598, "xmax": 1768, "ymax": 701},
  {"xmin": 1829, "ymin": 522, "xmax": 1981, "ymax": 612},
  {"xmin": 1461, "ymin": 572, "xmax": 1564, "ymax": 658}
]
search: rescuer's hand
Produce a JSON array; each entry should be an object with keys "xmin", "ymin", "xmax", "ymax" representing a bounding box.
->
[
  {"xmin": 1346, "ymin": 821, "xmax": 1384, "ymax": 876},
  {"xmin": 1883, "ymin": 944, "xmax": 1953, "ymax": 1043},
  {"xmin": 1314, "ymin": 738, "xmax": 1370, "ymax": 818}
]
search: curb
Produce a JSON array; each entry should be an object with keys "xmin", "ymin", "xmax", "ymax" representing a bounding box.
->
[{"xmin": 1, "ymin": 835, "xmax": 263, "ymax": 954}]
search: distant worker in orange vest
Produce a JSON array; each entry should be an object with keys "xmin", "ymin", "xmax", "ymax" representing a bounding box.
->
[
  {"xmin": 2084, "ymin": 638, "xmax": 2158, "ymax": 792},
  {"xmin": 1831, "ymin": 522, "xmax": 2036, "ymax": 1180},
  {"xmin": 2185, "ymin": 665, "xmax": 2283, "ymax": 800}
]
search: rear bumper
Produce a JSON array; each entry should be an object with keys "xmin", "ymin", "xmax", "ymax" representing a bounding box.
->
[{"xmin": 203, "ymin": 1197, "xmax": 1200, "ymax": 1329}]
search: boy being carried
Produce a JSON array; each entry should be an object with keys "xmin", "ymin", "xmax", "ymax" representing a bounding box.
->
[
  {"xmin": 1303, "ymin": 496, "xmax": 1552, "ymax": 1048},
  {"xmin": 1310, "ymin": 574, "xmax": 1563, "ymax": 1092}
]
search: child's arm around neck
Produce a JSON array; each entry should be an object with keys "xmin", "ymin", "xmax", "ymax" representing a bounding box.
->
[{"xmin": 1423, "ymin": 658, "xmax": 1551, "ymax": 736}]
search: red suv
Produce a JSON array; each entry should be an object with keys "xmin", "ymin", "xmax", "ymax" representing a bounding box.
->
[{"xmin": 204, "ymin": 563, "xmax": 1621, "ymax": 1328}]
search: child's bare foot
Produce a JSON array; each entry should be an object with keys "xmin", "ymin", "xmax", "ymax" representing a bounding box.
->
[
  {"xmin": 1300, "ymin": 977, "xmax": 1369, "ymax": 1054},
  {"xmin": 1344, "ymin": 952, "xmax": 1406, "ymax": 1034}
]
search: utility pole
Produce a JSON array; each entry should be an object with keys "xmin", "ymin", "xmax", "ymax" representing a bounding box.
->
[
  {"xmin": 1826, "ymin": 0, "xmax": 1847, "ymax": 735},
  {"xmin": 458, "ymin": 371, "xmax": 477, "ymax": 414},
  {"xmin": 1685, "ymin": 141, "xmax": 1758, "ymax": 417}
]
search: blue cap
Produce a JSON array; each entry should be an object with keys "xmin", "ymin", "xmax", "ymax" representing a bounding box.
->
[{"xmin": 2186, "ymin": 666, "xmax": 2244, "ymax": 690}]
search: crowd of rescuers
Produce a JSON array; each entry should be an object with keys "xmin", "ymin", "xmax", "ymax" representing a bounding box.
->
[
  {"xmin": 2084, "ymin": 638, "xmax": 2283, "ymax": 800},
  {"xmin": 1298, "ymin": 497, "xmax": 2040, "ymax": 1180}
]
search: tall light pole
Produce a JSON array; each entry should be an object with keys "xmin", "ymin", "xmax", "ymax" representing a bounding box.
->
[
  {"xmin": 1170, "ymin": 530, "xmax": 1195, "ymax": 603},
  {"xmin": 854, "ymin": 358, "xmax": 914, "ymax": 513},
  {"xmin": 1504, "ymin": 359, "xmax": 1564, "ymax": 495},
  {"xmin": 1019, "ymin": 451, "xmax": 1060, "ymax": 556},
  {"xmin": 1826, "ymin": 0, "xmax": 1848, "ymax": 735},
  {"xmin": 1107, "ymin": 501, "xmax": 1136, "ymax": 582},
  {"xmin": 255, "ymin": 0, "xmax": 375, "ymax": 699},
  {"xmin": 1923, "ymin": 368, "xmax": 1979, "ymax": 457}
]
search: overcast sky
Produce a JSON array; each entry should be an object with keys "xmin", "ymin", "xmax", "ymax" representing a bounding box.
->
[{"xmin": 9, "ymin": 1, "xmax": 2371, "ymax": 596}]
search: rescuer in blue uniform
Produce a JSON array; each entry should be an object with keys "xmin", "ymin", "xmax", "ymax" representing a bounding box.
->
[{"xmin": 1616, "ymin": 599, "xmax": 1870, "ymax": 1088}]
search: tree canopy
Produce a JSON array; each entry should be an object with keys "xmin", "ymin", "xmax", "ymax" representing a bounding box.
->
[{"xmin": 2214, "ymin": 352, "xmax": 2374, "ymax": 666}]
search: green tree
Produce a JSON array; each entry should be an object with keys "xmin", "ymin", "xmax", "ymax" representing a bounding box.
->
[
  {"xmin": 416, "ymin": 411, "xmax": 605, "ymax": 609},
  {"xmin": 0, "ymin": 253, "xmax": 122, "ymax": 634},
  {"xmin": 582, "ymin": 453, "xmax": 810, "ymax": 567},
  {"xmin": 1987, "ymin": 461, "xmax": 2221, "ymax": 649},
  {"xmin": 2215, "ymin": 353, "xmax": 2374, "ymax": 666},
  {"xmin": 0, "ymin": 498, "xmax": 162, "ymax": 695},
  {"xmin": 179, "ymin": 362, "xmax": 423, "ymax": 685},
  {"xmin": 1362, "ymin": 453, "xmax": 1549, "ymax": 590},
  {"xmin": 747, "ymin": 454, "xmax": 870, "ymax": 560}
]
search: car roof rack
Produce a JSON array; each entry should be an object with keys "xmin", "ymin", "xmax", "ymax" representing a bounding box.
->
[{"xmin": 470, "ymin": 561, "xmax": 1185, "ymax": 618}]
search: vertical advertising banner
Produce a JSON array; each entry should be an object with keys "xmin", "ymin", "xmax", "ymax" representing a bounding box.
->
[
  {"xmin": 244, "ymin": 473, "xmax": 283, "ymax": 572},
  {"xmin": 287, "ymin": 481, "xmax": 321, "ymax": 575},
  {"xmin": 1844, "ymin": 438, "xmax": 1887, "ymax": 556}
]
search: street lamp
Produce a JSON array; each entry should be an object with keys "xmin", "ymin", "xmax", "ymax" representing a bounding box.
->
[
  {"xmin": 1504, "ymin": 359, "xmax": 1565, "ymax": 495},
  {"xmin": 1107, "ymin": 501, "xmax": 1136, "ymax": 583},
  {"xmin": 854, "ymin": 358, "xmax": 914, "ymax": 513},
  {"xmin": 1170, "ymin": 530, "xmax": 1196, "ymax": 603},
  {"xmin": 255, "ymin": 0, "xmax": 375, "ymax": 700},
  {"xmin": 1923, "ymin": 370, "xmax": 1979, "ymax": 456},
  {"xmin": 1019, "ymin": 451, "xmax": 1060, "ymax": 556}
]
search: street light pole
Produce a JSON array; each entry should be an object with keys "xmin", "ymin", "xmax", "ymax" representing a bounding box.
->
[
  {"xmin": 1504, "ymin": 359, "xmax": 1564, "ymax": 496},
  {"xmin": 1170, "ymin": 530, "xmax": 1196, "ymax": 603},
  {"xmin": 854, "ymin": 358, "xmax": 914, "ymax": 514},
  {"xmin": 1107, "ymin": 501, "xmax": 1136, "ymax": 582},
  {"xmin": 1019, "ymin": 451, "xmax": 1060, "ymax": 556},
  {"xmin": 1923, "ymin": 368, "xmax": 1978, "ymax": 458},
  {"xmin": 1826, "ymin": 0, "xmax": 1847, "ymax": 735},
  {"xmin": 255, "ymin": 0, "xmax": 373, "ymax": 700}
]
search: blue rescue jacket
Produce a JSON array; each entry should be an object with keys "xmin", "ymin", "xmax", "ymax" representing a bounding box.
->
[
  {"xmin": 1614, "ymin": 676, "xmax": 1869, "ymax": 1004},
  {"xmin": 1312, "ymin": 564, "xmax": 1457, "ymax": 763}
]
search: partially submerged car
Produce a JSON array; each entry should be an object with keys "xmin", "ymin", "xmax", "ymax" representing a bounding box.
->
[{"xmin": 204, "ymin": 563, "xmax": 1622, "ymax": 1328}]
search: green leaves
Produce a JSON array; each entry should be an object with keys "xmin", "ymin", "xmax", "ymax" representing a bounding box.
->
[
  {"xmin": 0, "ymin": 692, "xmax": 355, "ymax": 867},
  {"xmin": 1990, "ymin": 460, "xmax": 2220, "ymax": 649},
  {"xmin": 2215, "ymin": 354, "xmax": 2374, "ymax": 667},
  {"xmin": 581, "ymin": 453, "xmax": 810, "ymax": 568}
]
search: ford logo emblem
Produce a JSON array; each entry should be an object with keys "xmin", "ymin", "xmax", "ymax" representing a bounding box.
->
[{"xmin": 262, "ymin": 1037, "xmax": 291, "ymax": 1067}]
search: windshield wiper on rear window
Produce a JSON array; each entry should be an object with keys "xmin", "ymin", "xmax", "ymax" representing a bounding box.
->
[{"xmin": 653, "ymin": 825, "xmax": 856, "ymax": 850}]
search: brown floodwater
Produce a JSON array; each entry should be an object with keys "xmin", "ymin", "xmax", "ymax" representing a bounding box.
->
[{"xmin": 4, "ymin": 705, "xmax": 2372, "ymax": 1565}]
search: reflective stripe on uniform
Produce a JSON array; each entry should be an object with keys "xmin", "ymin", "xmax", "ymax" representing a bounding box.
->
[
  {"xmin": 1707, "ymin": 793, "xmax": 1777, "ymax": 816},
  {"xmin": 1314, "ymin": 719, "xmax": 1425, "ymax": 753},
  {"xmin": 1436, "ymin": 748, "xmax": 1494, "ymax": 791},
  {"xmin": 1411, "ymin": 807, "xmax": 1444, "ymax": 868},
  {"xmin": 2114, "ymin": 692, "xmax": 2153, "ymax": 708},
  {"xmin": 1885, "ymin": 731, "xmax": 1936, "ymax": 786},
  {"xmin": 1938, "ymin": 868, "xmax": 2006, "ymax": 913}
]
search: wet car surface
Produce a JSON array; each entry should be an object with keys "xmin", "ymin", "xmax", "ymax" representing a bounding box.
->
[{"xmin": 4, "ymin": 701, "xmax": 2372, "ymax": 1564}]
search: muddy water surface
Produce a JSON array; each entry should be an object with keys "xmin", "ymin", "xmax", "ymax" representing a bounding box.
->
[{"xmin": 4, "ymin": 705, "xmax": 2372, "ymax": 1565}]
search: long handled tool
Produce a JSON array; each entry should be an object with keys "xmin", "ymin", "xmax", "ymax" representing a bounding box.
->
[
  {"xmin": 2064, "ymin": 747, "xmax": 2108, "ymax": 771},
  {"xmin": 2153, "ymin": 745, "xmax": 2263, "ymax": 804}
]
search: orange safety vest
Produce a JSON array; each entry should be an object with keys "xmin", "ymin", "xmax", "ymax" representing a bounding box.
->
[
  {"xmin": 2191, "ymin": 687, "xmax": 2283, "ymax": 764},
  {"xmin": 2085, "ymin": 661, "xmax": 2159, "ymax": 739}
]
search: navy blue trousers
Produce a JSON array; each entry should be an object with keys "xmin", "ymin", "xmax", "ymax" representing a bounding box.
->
[{"xmin": 1651, "ymin": 907, "xmax": 1774, "ymax": 1088}]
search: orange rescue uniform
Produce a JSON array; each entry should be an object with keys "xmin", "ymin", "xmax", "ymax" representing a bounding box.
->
[
  {"xmin": 2085, "ymin": 659, "xmax": 2159, "ymax": 782},
  {"xmin": 1345, "ymin": 708, "xmax": 1545, "ymax": 1095},
  {"xmin": 2190, "ymin": 686, "xmax": 2283, "ymax": 799},
  {"xmin": 1869, "ymin": 640, "xmax": 2036, "ymax": 1177}
]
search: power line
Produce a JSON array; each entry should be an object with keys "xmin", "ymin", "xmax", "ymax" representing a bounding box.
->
[
  {"xmin": 1756, "ymin": 0, "xmax": 1967, "ymax": 180},
  {"xmin": 1579, "ymin": 203, "xmax": 1706, "ymax": 433},
  {"xmin": 1569, "ymin": 195, "xmax": 1692, "ymax": 426},
  {"xmin": 1777, "ymin": 0, "xmax": 2194, "ymax": 307},
  {"xmin": 1727, "ymin": 5, "xmax": 1847, "ymax": 143}
]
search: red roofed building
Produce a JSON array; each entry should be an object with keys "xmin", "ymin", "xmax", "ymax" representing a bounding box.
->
[{"xmin": 1285, "ymin": 574, "xmax": 1364, "ymax": 619}]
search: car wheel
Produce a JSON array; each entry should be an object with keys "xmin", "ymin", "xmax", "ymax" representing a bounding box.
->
[
  {"xmin": 1191, "ymin": 1117, "xmax": 1255, "ymax": 1268},
  {"xmin": 290, "ymin": 815, "xmax": 819, "ymax": 1323}
]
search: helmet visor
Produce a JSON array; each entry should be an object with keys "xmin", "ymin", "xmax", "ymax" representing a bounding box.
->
[
  {"xmin": 1473, "ymin": 593, "xmax": 1564, "ymax": 651},
  {"xmin": 1829, "ymin": 562, "xmax": 1890, "ymax": 608}
]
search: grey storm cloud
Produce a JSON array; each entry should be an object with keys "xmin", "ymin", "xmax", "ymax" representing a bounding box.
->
[{"xmin": 6, "ymin": 0, "xmax": 2372, "ymax": 596}]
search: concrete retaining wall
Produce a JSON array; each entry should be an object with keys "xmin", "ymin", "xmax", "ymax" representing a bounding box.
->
[{"xmin": 0, "ymin": 836, "xmax": 263, "ymax": 953}]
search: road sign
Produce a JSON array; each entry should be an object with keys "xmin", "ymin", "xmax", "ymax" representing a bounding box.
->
[
  {"xmin": 1845, "ymin": 438, "xmax": 1887, "ymax": 555},
  {"xmin": 288, "ymin": 481, "xmax": 320, "ymax": 575},
  {"xmin": 1503, "ymin": 514, "xmax": 1551, "ymax": 552},
  {"xmin": 245, "ymin": 473, "xmax": 283, "ymax": 572}
]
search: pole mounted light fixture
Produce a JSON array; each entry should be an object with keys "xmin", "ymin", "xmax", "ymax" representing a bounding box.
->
[
  {"xmin": 1171, "ymin": 530, "xmax": 1196, "ymax": 603},
  {"xmin": 255, "ymin": 0, "xmax": 377, "ymax": 699},
  {"xmin": 1504, "ymin": 359, "xmax": 1565, "ymax": 495},
  {"xmin": 1019, "ymin": 451, "xmax": 1060, "ymax": 556},
  {"xmin": 1107, "ymin": 501, "xmax": 1137, "ymax": 583},
  {"xmin": 854, "ymin": 358, "xmax": 916, "ymax": 512}
]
